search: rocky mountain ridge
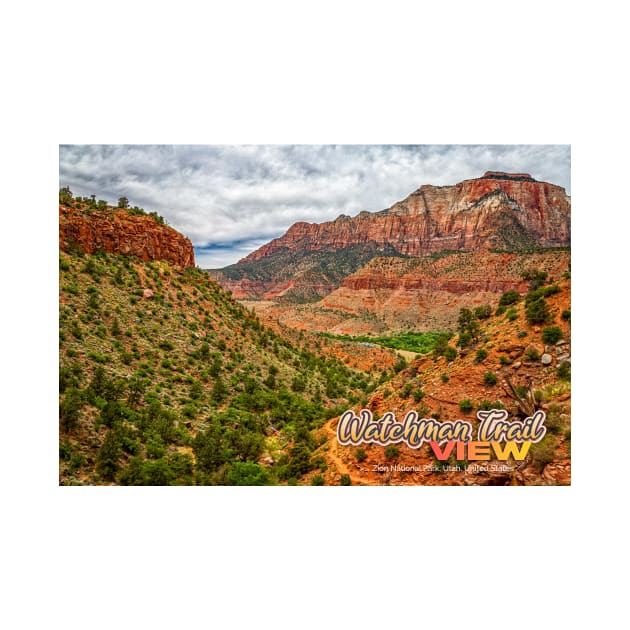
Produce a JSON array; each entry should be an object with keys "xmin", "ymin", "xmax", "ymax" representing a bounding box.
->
[
  {"xmin": 214, "ymin": 172, "xmax": 570, "ymax": 301},
  {"xmin": 242, "ymin": 171, "xmax": 569, "ymax": 261}
]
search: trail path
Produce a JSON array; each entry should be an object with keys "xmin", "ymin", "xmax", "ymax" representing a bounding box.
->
[{"xmin": 322, "ymin": 418, "xmax": 373, "ymax": 486}]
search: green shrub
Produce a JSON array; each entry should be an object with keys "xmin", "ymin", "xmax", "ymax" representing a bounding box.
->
[
  {"xmin": 557, "ymin": 362, "xmax": 571, "ymax": 381},
  {"xmin": 440, "ymin": 374, "xmax": 449, "ymax": 383},
  {"xmin": 211, "ymin": 377, "xmax": 228, "ymax": 403},
  {"xmin": 499, "ymin": 290, "xmax": 521, "ymax": 306},
  {"xmin": 561, "ymin": 309, "xmax": 571, "ymax": 322},
  {"xmin": 542, "ymin": 326, "xmax": 562, "ymax": 344},
  {"xmin": 495, "ymin": 305, "xmax": 506, "ymax": 316},
  {"xmin": 96, "ymin": 430, "xmax": 121, "ymax": 481},
  {"xmin": 189, "ymin": 380, "xmax": 203, "ymax": 400},
  {"xmin": 432, "ymin": 332, "xmax": 454, "ymax": 358},
  {"xmin": 340, "ymin": 474, "xmax": 352, "ymax": 486},
  {"xmin": 141, "ymin": 459, "xmax": 175, "ymax": 486},
  {"xmin": 525, "ymin": 348, "xmax": 540, "ymax": 362},
  {"xmin": 182, "ymin": 403, "xmax": 196, "ymax": 419},
  {"xmin": 506, "ymin": 307, "xmax": 518, "ymax": 322},
  {"xmin": 146, "ymin": 433, "xmax": 166, "ymax": 459},
  {"xmin": 87, "ymin": 351, "xmax": 109, "ymax": 364},
  {"xmin": 523, "ymin": 269, "xmax": 548, "ymax": 291},
  {"xmin": 110, "ymin": 318, "xmax": 122, "ymax": 337},
  {"xmin": 474, "ymin": 348, "xmax": 488, "ymax": 363},
  {"xmin": 444, "ymin": 346, "xmax": 457, "ymax": 362},
  {"xmin": 499, "ymin": 355, "xmax": 510, "ymax": 365},
  {"xmin": 459, "ymin": 399, "xmax": 473, "ymax": 413},
  {"xmin": 517, "ymin": 330, "xmax": 528, "ymax": 339},
  {"xmin": 458, "ymin": 308, "xmax": 480, "ymax": 338},
  {"xmin": 355, "ymin": 448, "xmax": 367, "ymax": 463},
  {"xmin": 226, "ymin": 462, "xmax": 271, "ymax": 486},
  {"xmin": 311, "ymin": 474, "xmax": 325, "ymax": 486},
  {"xmin": 541, "ymin": 284, "xmax": 560, "ymax": 297},
  {"xmin": 474, "ymin": 304, "xmax": 492, "ymax": 320},
  {"xmin": 59, "ymin": 388, "xmax": 83, "ymax": 431},
  {"xmin": 526, "ymin": 298, "xmax": 549, "ymax": 324},
  {"xmin": 483, "ymin": 371, "xmax": 498, "ymax": 386},
  {"xmin": 59, "ymin": 186, "xmax": 73, "ymax": 204},
  {"xmin": 121, "ymin": 436, "xmax": 140, "ymax": 455},
  {"xmin": 477, "ymin": 400, "xmax": 505, "ymax": 411},
  {"xmin": 99, "ymin": 401, "xmax": 127, "ymax": 428},
  {"xmin": 385, "ymin": 445, "xmax": 400, "ymax": 460},
  {"xmin": 530, "ymin": 438, "xmax": 556, "ymax": 472},
  {"xmin": 59, "ymin": 441, "xmax": 73, "ymax": 461},
  {"xmin": 88, "ymin": 294, "xmax": 100, "ymax": 311},
  {"xmin": 545, "ymin": 412, "xmax": 565, "ymax": 436}
]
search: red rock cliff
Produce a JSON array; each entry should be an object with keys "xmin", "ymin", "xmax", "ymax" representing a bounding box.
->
[
  {"xmin": 241, "ymin": 172, "xmax": 570, "ymax": 262},
  {"xmin": 59, "ymin": 204, "xmax": 195, "ymax": 268}
]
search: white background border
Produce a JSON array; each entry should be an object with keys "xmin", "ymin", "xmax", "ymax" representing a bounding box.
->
[{"xmin": 3, "ymin": 1, "xmax": 627, "ymax": 628}]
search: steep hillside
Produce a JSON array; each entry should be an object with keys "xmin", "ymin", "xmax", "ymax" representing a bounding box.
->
[
  {"xmin": 59, "ymin": 249, "xmax": 388, "ymax": 485},
  {"xmin": 211, "ymin": 171, "xmax": 570, "ymax": 301},
  {"xmin": 306, "ymin": 273, "xmax": 572, "ymax": 486}
]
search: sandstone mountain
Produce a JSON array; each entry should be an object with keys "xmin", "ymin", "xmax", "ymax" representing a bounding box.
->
[
  {"xmin": 60, "ymin": 202, "xmax": 195, "ymax": 268},
  {"xmin": 211, "ymin": 172, "xmax": 570, "ymax": 301}
]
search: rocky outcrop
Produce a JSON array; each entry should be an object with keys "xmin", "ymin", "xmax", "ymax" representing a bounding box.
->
[
  {"xmin": 241, "ymin": 172, "xmax": 570, "ymax": 264},
  {"xmin": 59, "ymin": 204, "xmax": 195, "ymax": 268}
]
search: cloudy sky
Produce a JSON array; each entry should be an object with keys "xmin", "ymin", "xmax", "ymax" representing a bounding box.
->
[{"xmin": 59, "ymin": 145, "xmax": 570, "ymax": 268}]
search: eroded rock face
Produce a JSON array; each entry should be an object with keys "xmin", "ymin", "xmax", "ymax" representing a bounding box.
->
[
  {"xmin": 59, "ymin": 205, "xmax": 195, "ymax": 268},
  {"xmin": 291, "ymin": 250, "xmax": 570, "ymax": 333},
  {"xmin": 241, "ymin": 172, "xmax": 570, "ymax": 263}
]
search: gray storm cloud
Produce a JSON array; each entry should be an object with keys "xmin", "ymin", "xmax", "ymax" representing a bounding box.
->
[{"xmin": 59, "ymin": 144, "xmax": 570, "ymax": 268}]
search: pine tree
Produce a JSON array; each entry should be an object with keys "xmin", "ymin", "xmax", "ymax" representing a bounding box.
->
[{"xmin": 97, "ymin": 430, "xmax": 121, "ymax": 481}]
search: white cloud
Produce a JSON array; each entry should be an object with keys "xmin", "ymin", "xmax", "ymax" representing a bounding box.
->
[{"xmin": 59, "ymin": 144, "xmax": 570, "ymax": 267}]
